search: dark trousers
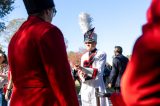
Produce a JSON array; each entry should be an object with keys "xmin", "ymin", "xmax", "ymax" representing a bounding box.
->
[
  {"xmin": 0, "ymin": 88, "xmax": 7, "ymax": 106},
  {"xmin": 114, "ymin": 87, "xmax": 120, "ymax": 93}
]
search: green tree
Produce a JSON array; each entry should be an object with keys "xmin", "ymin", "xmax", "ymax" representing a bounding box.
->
[
  {"xmin": 0, "ymin": 18, "xmax": 25, "ymax": 52},
  {"xmin": 68, "ymin": 47, "xmax": 87, "ymax": 67},
  {"xmin": 0, "ymin": 0, "xmax": 15, "ymax": 31}
]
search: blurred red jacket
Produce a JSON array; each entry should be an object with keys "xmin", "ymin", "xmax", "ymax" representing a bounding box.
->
[
  {"xmin": 121, "ymin": 0, "xmax": 160, "ymax": 106},
  {"xmin": 8, "ymin": 16, "xmax": 79, "ymax": 106}
]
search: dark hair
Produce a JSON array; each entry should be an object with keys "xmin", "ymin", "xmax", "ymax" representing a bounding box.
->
[
  {"xmin": 0, "ymin": 51, "xmax": 8, "ymax": 64},
  {"xmin": 115, "ymin": 46, "xmax": 123, "ymax": 54},
  {"xmin": 23, "ymin": 0, "xmax": 55, "ymax": 14}
]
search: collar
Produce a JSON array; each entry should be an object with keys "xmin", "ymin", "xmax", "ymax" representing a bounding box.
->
[{"xmin": 89, "ymin": 48, "xmax": 97, "ymax": 56}]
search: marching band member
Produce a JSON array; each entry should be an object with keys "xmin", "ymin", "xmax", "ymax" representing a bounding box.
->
[{"xmin": 74, "ymin": 12, "xmax": 109, "ymax": 106}]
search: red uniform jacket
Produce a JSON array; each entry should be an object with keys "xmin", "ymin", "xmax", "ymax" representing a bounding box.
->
[
  {"xmin": 121, "ymin": 0, "xmax": 160, "ymax": 106},
  {"xmin": 8, "ymin": 16, "xmax": 79, "ymax": 106}
]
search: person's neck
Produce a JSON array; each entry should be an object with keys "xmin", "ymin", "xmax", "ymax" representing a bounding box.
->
[
  {"xmin": 115, "ymin": 53, "xmax": 121, "ymax": 56},
  {"xmin": 29, "ymin": 13, "xmax": 49, "ymax": 22}
]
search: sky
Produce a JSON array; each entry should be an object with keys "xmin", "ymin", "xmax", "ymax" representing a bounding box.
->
[{"xmin": 5, "ymin": 0, "xmax": 151, "ymax": 64}]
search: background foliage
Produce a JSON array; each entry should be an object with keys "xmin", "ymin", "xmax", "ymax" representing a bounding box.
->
[{"xmin": 0, "ymin": 0, "xmax": 15, "ymax": 31}]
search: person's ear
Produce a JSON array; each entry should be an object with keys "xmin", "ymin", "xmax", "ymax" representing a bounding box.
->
[{"xmin": 94, "ymin": 42, "xmax": 97, "ymax": 46}]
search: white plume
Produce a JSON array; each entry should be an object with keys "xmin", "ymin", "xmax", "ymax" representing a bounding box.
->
[{"xmin": 79, "ymin": 12, "xmax": 93, "ymax": 34}]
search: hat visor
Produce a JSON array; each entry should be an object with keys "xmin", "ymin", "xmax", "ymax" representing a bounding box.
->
[{"xmin": 84, "ymin": 39, "xmax": 95, "ymax": 43}]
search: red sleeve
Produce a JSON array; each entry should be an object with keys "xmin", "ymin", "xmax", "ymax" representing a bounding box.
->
[
  {"xmin": 92, "ymin": 68, "xmax": 98, "ymax": 79},
  {"xmin": 121, "ymin": 35, "xmax": 160, "ymax": 106},
  {"xmin": 39, "ymin": 26, "xmax": 79, "ymax": 106}
]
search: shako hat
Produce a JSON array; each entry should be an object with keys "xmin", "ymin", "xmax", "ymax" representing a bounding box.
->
[
  {"xmin": 84, "ymin": 27, "xmax": 97, "ymax": 42},
  {"xmin": 79, "ymin": 12, "xmax": 97, "ymax": 43},
  {"xmin": 23, "ymin": 0, "xmax": 55, "ymax": 14}
]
